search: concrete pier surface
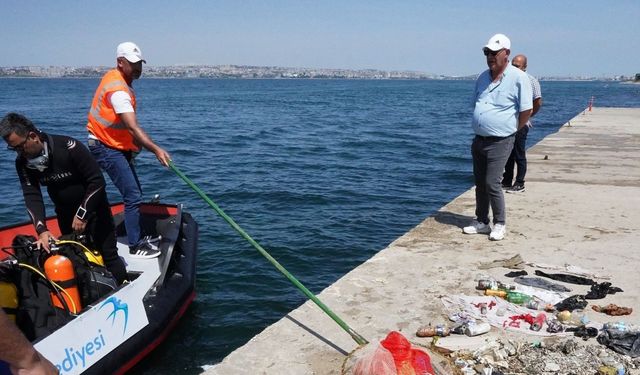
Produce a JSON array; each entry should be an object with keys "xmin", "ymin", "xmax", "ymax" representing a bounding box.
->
[{"xmin": 203, "ymin": 107, "xmax": 640, "ymax": 374}]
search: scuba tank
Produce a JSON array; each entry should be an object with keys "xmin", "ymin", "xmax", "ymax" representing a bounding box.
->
[
  {"xmin": 44, "ymin": 255, "xmax": 82, "ymax": 314},
  {"xmin": 82, "ymin": 248, "xmax": 104, "ymax": 267},
  {"xmin": 0, "ymin": 281, "xmax": 18, "ymax": 322}
]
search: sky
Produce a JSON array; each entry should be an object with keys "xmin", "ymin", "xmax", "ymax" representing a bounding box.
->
[{"xmin": 1, "ymin": 0, "xmax": 638, "ymax": 77}]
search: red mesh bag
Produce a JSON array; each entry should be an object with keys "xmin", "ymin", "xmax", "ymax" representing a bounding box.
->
[{"xmin": 380, "ymin": 331, "xmax": 435, "ymax": 375}]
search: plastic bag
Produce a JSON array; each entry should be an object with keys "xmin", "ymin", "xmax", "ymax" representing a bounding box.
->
[
  {"xmin": 353, "ymin": 344, "xmax": 397, "ymax": 375},
  {"xmin": 597, "ymin": 329, "xmax": 640, "ymax": 358},
  {"xmin": 380, "ymin": 331, "xmax": 434, "ymax": 375}
]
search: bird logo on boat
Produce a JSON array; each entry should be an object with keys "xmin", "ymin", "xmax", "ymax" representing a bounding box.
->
[{"xmin": 99, "ymin": 297, "xmax": 129, "ymax": 335}]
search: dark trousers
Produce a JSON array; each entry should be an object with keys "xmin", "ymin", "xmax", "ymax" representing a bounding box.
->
[
  {"xmin": 56, "ymin": 203, "xmax": 128, "ymax": 284},
  {"xmin": 88, "ymin": 139, "xmax": 143, "ymax": 248},
  {"xmin": 472, "ymin": 134, "xmax": 515, "ymax": 225},
  {"xmin": 503, "ymin": 126, "xmax": 529, "ymax": 186}
]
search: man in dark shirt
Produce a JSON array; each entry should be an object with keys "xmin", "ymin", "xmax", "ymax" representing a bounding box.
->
[{"xmin": 0, "ymin": 113, "xmax": 127, "ymax": 284}]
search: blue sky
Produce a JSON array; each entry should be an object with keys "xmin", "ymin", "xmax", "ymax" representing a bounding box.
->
[{"xmin": 1, "ymin": 0, "xmax": 638, "ymax": 77}]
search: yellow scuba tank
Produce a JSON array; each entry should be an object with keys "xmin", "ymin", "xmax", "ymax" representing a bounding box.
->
[
  {"xmin": 0, "ymin": 281, "xmax": 19, "ymax": 322},
  {"xmin": 83, "ymin": 248, "xmax": 104, "ymax": 267}
]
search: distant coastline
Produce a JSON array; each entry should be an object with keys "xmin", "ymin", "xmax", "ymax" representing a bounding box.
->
[{"xmin": 0, "ymin": 65, "xmax": 634, "ymax": 81}]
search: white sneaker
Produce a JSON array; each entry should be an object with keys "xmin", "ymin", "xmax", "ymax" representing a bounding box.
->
[
  {"xmin": 463, "ymin": 220, "xmax": 491, "ymax": 234},
  {"xmin": 489, "ymin": 224, "xmax": 506, "ymax": 241}
]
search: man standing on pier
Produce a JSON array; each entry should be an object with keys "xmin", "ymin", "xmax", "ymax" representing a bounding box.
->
[
  {"xmin": 502, "ymin": 54, "xmax": 543, "ymax": 193},
  {"xmin": 463, "ymin": 34, "xmax": 533, "ymax": 241},
  {"xmin": 86, "ymin": 42, "xmax": 171, "ymax": 258}
]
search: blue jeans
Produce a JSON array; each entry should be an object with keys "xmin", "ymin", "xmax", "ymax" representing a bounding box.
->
[
  {"xmin": 472, "ymin": 134, "xmax": 515, "ymax": 225},
  {"xmin": 503, "ymin": 126, "xmax": 529, "ymax": 186},
  {"xmin": 88, "ymin": 139, "xmax": 142, "ymax": 248}
]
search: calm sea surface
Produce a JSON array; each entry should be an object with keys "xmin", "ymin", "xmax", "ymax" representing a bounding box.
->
[{"xmin": 1, "ymin": 78, "xmax": 638, "ymax": 373}]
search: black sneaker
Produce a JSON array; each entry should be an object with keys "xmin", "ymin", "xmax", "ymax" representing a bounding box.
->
[
  {"xmin": 501, "ymin": 182, "xmax": 512, "ymax": 189},
  {"xmin": 506, "ymin": 184, "xmax": 525, "ymax": 193},
  {"xmin": 129, "ymin": 242, "xmax": 161, "ymax": 259}
]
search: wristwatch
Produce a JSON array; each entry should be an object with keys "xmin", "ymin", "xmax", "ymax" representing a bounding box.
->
[{"xmin": 75, "ymin": 206, "xmax": 87, "ymax": 220}]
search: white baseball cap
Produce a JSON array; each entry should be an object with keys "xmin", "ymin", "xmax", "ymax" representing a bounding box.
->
[
  {"xmin": 116, "ymin": 42, "xmax": 146, "ymax": 63},
  {"xmin": 483, "ymin": 34, "xmax": 511, "ymax": 52}
]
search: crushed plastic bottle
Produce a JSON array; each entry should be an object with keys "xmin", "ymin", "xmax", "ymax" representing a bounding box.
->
[
  {"xmin": 557, "ymin": 310, "xmax": 589, "ymax": 326},
  {"xmin": 603, "ymin": 321, "xmax": 627, "ymax": 332},
  {"xmin": 603, "ymin": 321, "xmax": 639, "ymax": 333}
]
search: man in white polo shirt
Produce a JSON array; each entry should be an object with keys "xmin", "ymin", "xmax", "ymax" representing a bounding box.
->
[{"xmin": 463, "ymin": 34, "xmax": 533, "ymax": 241}]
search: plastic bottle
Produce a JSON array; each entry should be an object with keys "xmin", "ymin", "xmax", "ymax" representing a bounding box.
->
[
  {"xmin": 465, "ymin": 322, "xmax": 491, "ymax": 336},
  {"xmin": 476, "ymin": 279, "xmax": 492, "ymax": 290},
  {"xmin": 497, "ymin": 281, "xmax": 516, "ymax": 291},
  {"xmin": 526, "ymin": 299, "xmax": 541, "ymax": 310},
  {"xmin": 557, "ymin": 310, "xmax": 589, "ymax": 326},
  {"xmin": 506, "ymin": 291, "xmax": 531, "ymax": 305},
  {"xmin": 603, "ymin": 321, "xmax": 639, "ymax": 333},
  {"xmin": 484, "ymin": 289, "xmax": 507, "ymax": 298},
  {"xmin": 603, "ymin": 322, "xmax": 627, "ymax": 332},
  {"xmin": 416, "ymin": 324, "xmax": 450, "ymax": 337}
]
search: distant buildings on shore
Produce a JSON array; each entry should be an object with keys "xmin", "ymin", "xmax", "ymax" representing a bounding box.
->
[{"xmin": 0, "ymin": 65, "xmax": 633, "ymax": 81}]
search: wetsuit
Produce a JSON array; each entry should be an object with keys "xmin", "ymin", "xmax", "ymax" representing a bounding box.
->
[{"xmin": 15, "ymin": 133, "xmax": 127, "ymax": 284}]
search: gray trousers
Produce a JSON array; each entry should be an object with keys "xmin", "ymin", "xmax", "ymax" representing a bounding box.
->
[{"xmin": 472, "ymin": 134, "xmax": 515, "ymax": 225}]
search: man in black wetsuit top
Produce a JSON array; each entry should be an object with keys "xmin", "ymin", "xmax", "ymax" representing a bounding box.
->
[{"xmin": 0, "ymin": 112, "xmax": 127, "ymax": 284}]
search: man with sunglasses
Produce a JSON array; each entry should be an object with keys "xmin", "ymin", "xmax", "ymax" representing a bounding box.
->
[
  {"xmin": 86, "ymin": 42, "xmax": 170, "ymax": 259},
  {"xmin": 0, "ymin": 113, "xmax": 128, "ymax": 284},
  {"xmin": 463, "ymin": 34, "xmax": 533, "ymax": 241}
]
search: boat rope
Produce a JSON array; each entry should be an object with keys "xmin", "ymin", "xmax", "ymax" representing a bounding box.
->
[{"xmin": 168, "ymin": 161, "xmax": 368, "ymax": 345}]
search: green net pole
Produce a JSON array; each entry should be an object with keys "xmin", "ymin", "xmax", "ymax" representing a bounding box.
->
[{"xmin": 169, "ymin": 161, "xmax": 368, "ymax": 345}]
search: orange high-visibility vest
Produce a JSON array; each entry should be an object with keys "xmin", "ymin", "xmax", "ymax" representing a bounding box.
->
[{"xmin": 86, "ymin": 69, "xmax": 139, "ymax": 151}]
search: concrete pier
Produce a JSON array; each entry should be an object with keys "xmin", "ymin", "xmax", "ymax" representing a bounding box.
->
[{"xmin": 203, "ymin": 108, "xmax": 640, "ymax": 374}]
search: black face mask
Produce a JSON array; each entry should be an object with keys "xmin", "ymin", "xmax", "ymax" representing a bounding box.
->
[{"xmin": 26, "ymin": 141, "xmax": 49, "ymax": 172}]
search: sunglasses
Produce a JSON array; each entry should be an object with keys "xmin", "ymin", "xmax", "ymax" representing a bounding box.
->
[
  {"xmin": 6, "ymin": 136, "xmax": 30, "ymax": 151},
  {"xmin": 483, "ymin": 48, "xmax": 504, "ymax": 57}
]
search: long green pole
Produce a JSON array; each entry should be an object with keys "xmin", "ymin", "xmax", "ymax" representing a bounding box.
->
[{"xmin": 169, "ymin": 161, "xmax": 368, "ymax": 345}]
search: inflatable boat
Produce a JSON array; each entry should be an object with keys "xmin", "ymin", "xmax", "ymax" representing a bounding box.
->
[{"xmin": 0, "ymin": 202, "xmax": 198, "ymax": 375}]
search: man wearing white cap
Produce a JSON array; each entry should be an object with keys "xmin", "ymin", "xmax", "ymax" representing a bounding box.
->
[
  {"xmin": 462, "ymin": 33, "xmax": 532, "ymax": 241},
  {"xmin": 86, "ymin": 42, "xmax": 171, "ymax": 258}
]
